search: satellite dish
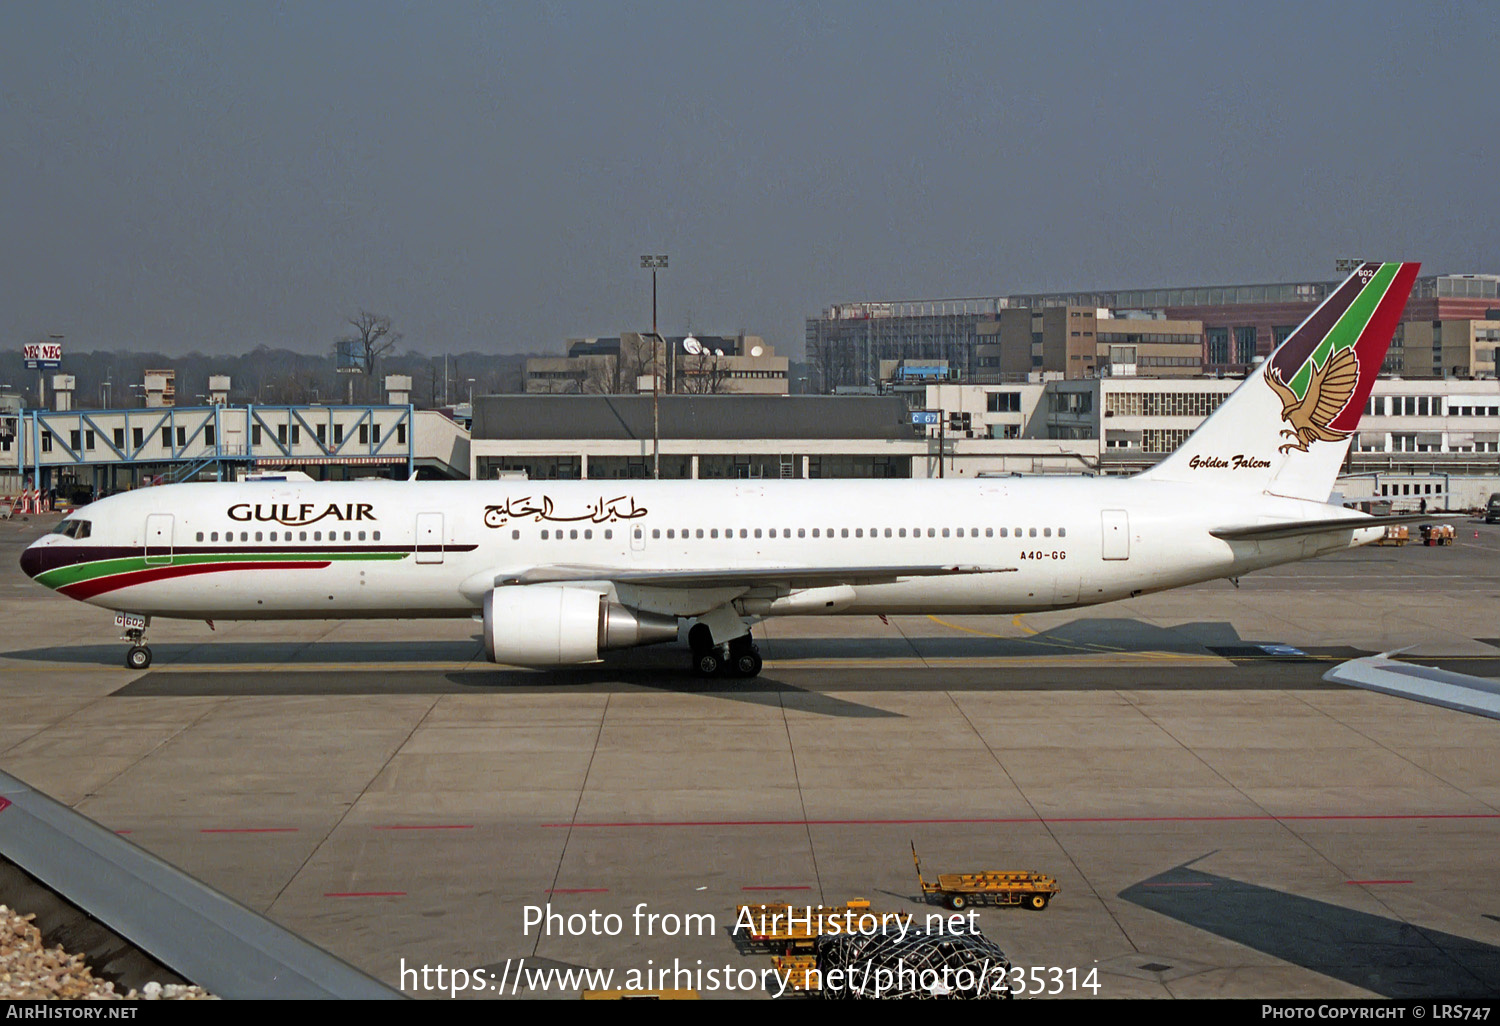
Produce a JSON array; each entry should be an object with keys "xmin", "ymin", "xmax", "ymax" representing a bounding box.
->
[
  {"xmin": 713, "ymin": 349, "xmax": 724, "ymax": 356},
  {"xmin": 682, "ymin": 336, "xmax": 703, "ymax": 355},
  {"xmin": 750, "ymin": 345, "xmax": 764, "ymax": 357}
]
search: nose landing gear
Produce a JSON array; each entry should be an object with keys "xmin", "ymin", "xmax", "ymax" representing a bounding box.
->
[{"xmin": 121, "ymin": 625, "xmax": 152, "ymax": 670}]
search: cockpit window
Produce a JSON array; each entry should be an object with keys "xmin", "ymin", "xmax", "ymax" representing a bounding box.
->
[{"xmin": 51, "ymin": 519, "xmax": 92, "ymax": 539}]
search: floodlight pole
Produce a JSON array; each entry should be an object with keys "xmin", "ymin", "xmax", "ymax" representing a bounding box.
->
[{"xmin": 641, "ymin": 255, "xmax": 668, "ymax": 479}]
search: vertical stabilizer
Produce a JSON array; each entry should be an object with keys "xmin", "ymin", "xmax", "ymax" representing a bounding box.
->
[{"xmin": 1140, "ymin": 261, "xmax": 1420, "ymax": 501}]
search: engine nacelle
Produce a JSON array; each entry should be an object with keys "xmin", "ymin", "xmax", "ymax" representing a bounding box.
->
[{"xmin": 483, "ymin": 586, "xmax": 678, "ymax": 666}]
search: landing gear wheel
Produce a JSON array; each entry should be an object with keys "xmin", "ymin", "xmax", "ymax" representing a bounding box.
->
[
  {"xmin": 727, "ymin": 637, "xmax": 762, "ymax": 678},
  {"xmin": 1027, "ymin": 894, "xmax": 1048, "ymax": 911},
  {"xmin": 732, "ymin": 649, "xmax": 763, "ymax": 678},
  {"xmin": 947, "ymin": 894, "xmax": 967, "ymax": 911},
  {"xmin": 126, "ymin": 645, "xmax": 152, "ymax": 670},
  {"xmin": 693, "ymin": 651, "xmax": 722, "ymax": 677}
]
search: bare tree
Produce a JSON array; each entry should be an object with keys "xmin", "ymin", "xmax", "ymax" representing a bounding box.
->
[
  {"xmin": 578, "ymin": 356, "xmax": 619, "ymax": 395},
  {"xmin": 678, "ymin": 351, "xmax": 732, "ymax": 394},
  {"xmin": 618, "ymin": 333, "xmax": 661, "ymax": 393},
  {"xmin": 337, "ymin": 311, "xmax": 401, "ymax": 402}
]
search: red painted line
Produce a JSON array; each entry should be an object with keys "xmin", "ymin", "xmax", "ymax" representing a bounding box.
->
[
  {"xmin": 0, "ymin": 798, "xmax": 9, "ymax": 814},
  {"xmin": 1347, "ymin": 880, "xmax": 1412, "ymax": 885},
  {"xmin": 115, "ymin": 830, "xmax": 132, "ymax": 835},
  {"xmin": 742, "ymin": 886, "xmax": 813, "ymax": 892},
  {"xmin": 372, "ymin": 824, "xmax": 474, "ymax": 830},
  {"xmin": 548, "ymin": 888, "xmax": 609, "ymax": 895},
  {"xmin": 59, "ymin": 560, "xmax": 331, "ymax": 600},
  {"xmin": 325, "ymin": 891, "xmax": 407, "ymax": 898},
  {"xmin": 545, "ymin": 813, "xmax": 1500, "ymax": 829},
  {"xmin": 200, "ymin": 827, "xmax": 299, "ymax": 834}
]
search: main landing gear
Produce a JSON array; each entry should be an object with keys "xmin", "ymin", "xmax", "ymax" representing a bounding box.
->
[
  {"xmin": 123, "ymin": 628, "xmax": 152, "ymax": 670},
  {"xmin": 688, "ymin": 624, "xmax": 763, "ymax": 679}
]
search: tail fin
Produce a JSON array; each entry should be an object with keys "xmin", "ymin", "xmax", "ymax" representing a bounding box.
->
[{"xmin": 1140, "ymin": 260, "xmax": 1420, "ymax": 501}]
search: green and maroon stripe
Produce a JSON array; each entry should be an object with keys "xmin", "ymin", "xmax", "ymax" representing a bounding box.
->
[
  {"xmin": 60, "ymin": 559, "xmax": 337, "ymax": 600},
  {"xmin": 41, "ymin": 549, "xmax": 410, "ymax": 600}
]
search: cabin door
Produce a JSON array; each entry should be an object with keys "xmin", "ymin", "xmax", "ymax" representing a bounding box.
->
[
  {"xmin": 144, "ymin": 514, "xmax": 174, "ymax": 565},
  {"xmin": 1101, "ymin": 509, "xmax": 1130, "ymax": 560},
  {"xmin": 416, "ymin": 512, "xmax": 444, "ymax": 564}
]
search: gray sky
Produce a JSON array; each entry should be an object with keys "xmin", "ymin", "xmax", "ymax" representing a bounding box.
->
[{"xmin": 2, "ymin": 1, "xmax": 1495, "ymax": 359}]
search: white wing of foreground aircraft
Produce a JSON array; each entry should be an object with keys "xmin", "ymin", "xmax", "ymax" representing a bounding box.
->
[
  {"xmin": 23, "ymin": 262, "xmax": 1430, "ymax": 677},
  {"xmin": 1323, "ymin": 653, "xmax": 1500, "ymax": 721}
]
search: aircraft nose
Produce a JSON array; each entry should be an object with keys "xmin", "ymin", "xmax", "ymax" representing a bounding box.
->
[{"xmin": 19, "ymin": 542, "xmax": 42, "ymax": 580}]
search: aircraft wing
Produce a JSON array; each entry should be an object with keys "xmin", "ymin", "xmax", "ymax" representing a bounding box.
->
[
  {"xmin": 1210, "ymin": 512, "xmax": 1464, "ymax": 542},
  {"xmin": 490, "ymin": 563, "xmax": 1016, "ymax": 588},
  {"xmin": 459, "ymin": 563, "xmax": 1016, "ymax": 601},
  {"xmin": 1323, "ymin": 653, "xmax": 1500, "ymax": 721}
]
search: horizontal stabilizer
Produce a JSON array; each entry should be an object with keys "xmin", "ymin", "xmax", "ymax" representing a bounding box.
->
[
  {"xmin": 1210, "ymin": 512, "xmax": 1463, "ymax": 542},
  {"xmin": 1323, "ymin": 653, "xmax": 1500, "ymax": 721}
]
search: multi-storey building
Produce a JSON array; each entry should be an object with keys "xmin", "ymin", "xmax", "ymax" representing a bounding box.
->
[{"xmin": 808, "ymin": 271, "xmax": 1500, "ymax": 390}]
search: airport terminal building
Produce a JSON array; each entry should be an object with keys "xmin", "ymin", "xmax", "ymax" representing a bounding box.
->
[{"xmin": 8, "ymin": 381, "xmax": 1490, "ymax": 512}]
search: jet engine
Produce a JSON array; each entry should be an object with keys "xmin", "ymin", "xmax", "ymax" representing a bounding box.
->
[{"xmin": 482, "ymin": 586, "xmax": 678, "ymax": 666}]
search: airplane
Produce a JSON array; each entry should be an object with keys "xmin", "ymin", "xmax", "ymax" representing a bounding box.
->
[{"xmin": 21, "ymin": 261, "xmax": 1431, "ymax": 678}]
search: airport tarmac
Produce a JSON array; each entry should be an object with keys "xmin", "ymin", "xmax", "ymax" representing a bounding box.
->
[{"xmin": 0, "ymin": 512, "xmax": 1497, "ymax": 999}]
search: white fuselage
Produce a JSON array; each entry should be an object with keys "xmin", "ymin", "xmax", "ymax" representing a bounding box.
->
[{"xmin": 21, "ymin": 477, "xmax": 1379, "ymax": 622}]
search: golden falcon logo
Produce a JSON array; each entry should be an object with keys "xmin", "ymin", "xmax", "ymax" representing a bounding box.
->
[{"xmin": 1264, "ymin": 347, "xmax": 1359, "ymax": 454}]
